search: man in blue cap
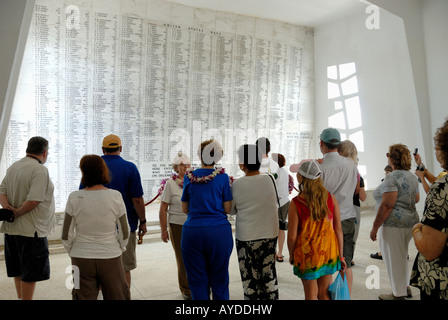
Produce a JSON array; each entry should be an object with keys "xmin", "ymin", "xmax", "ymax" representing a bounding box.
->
[{"xmin": 319, "ymin": 128, "xmax": 358, "ymax": 295}]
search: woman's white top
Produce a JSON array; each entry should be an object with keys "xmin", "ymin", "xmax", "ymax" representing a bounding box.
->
[
  {"xmin": 161, "ymin": 179, "xmax": 187, "ymax": 225},
  {"xmin": 276, "ymin": 167, "xmax": 290, "ymax": 207},
  {"xmin": 231, "ymin": 174, "xmax": 279, "ymax": 241},
  {"xmin": 62, "ymin": 189, "xmax": 129, "ymax": 259}
]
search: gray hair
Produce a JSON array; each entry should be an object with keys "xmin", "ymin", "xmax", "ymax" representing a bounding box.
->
[{"xmin": 172, "ymin": 152, "xmax": 190, "ymax": 172}]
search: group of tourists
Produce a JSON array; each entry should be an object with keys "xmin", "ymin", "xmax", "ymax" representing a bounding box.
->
[{"xmin": 1, "ymin": 118, "xmax": 447, "ymax": 301}]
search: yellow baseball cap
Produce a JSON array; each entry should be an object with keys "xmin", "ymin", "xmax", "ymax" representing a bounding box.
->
[{"xmin": 102, "ymin": 134, "xmax": 121, "ymax": 148}]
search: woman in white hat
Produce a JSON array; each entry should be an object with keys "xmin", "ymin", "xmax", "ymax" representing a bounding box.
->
[
  {"xmin": 158, "ymin": 152, "xmax": 191, "ymax": 299},
  {"xmin": 287, "ymin": 159, "xmax": 346, "ymax": 300}
]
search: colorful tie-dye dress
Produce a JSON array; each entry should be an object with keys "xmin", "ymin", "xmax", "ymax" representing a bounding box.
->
[{"xmin": 291, "ymin": 193, "xmax": 341, "ymax": 280}]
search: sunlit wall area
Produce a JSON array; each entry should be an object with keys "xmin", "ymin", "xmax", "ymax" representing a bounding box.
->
[{"xmin": 314, "ymin": 8, "xmax": 425, "ymax": 190}]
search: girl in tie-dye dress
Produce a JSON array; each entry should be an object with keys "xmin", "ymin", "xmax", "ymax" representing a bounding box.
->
[{"xmin": 287, "ymin": 160, "xmax": 346, "ymax": 300}]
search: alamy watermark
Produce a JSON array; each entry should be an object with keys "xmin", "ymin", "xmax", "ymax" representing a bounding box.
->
[
  {"xmin": 365, "ymin": 265, "xmax": 380, "ymax": 289},
  {"xmin": 168, "ymin": 121, "xmax": 279, "ymax": 166},
  {"xmin": 65, "ymin": 265, "xmax": 80, "ymax": 290},
  {"xmin": 365, "ymin": 4, "xmax": 380, "ymax": 30},
  {"xmin": 66, "ymin": 5, "xmax": 80, "ymax": 30}
]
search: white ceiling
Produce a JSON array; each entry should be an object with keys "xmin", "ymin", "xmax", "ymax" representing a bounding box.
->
[{"xmin": 164, "ymin": 0, "xmax": 371, "ymax": 27}]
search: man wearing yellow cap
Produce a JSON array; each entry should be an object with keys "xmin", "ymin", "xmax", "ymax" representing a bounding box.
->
[{"xmin": 81, "ymin": 134, "xmax": 146, "ymax": 288}]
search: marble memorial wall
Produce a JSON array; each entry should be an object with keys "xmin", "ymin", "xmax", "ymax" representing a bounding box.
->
[{"xmin": 0, "ymin": 0, "xmax": 315, "ymax": 213}]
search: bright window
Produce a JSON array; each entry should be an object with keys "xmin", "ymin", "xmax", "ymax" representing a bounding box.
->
[{"xmin": 327, "ymin": 62, "xmax": 365, "ymax": 168}]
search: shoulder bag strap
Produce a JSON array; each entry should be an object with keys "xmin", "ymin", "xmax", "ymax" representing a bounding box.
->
[{"xmin": 267, "ymin": 173, "xmax": 280, "ymax": 208}]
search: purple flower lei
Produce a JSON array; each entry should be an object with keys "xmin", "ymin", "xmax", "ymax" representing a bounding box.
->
[
  {"xmin": 185, "ymin": 167, "xmax": 226, "ymax": 184},
  {"xmin": 158, "ymin": 173, "xmax": 183, "ymax": 195},
  {"xmin": 158, "ymin": 168, "xmax": 234, "ymax": 196}
]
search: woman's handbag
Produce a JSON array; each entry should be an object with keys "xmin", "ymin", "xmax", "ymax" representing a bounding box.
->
[
  {"xmin": 0, "ymin": 208, "xmax": 15, "ymax": 222},
  {"xmin": 329, "ymin": 272, "xmax": 350, "ymax": 300},
  {"xmin": 267, "ymin": 174, "xmax": 288, "ymax": 230}
]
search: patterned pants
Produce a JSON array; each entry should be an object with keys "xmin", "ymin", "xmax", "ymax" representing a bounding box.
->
[{"xmin": 236, "ymin": 237, "xmax": 279, "ymax": 300}]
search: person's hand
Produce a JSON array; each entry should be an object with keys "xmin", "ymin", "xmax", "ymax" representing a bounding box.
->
[
  {"xmin": 316, "ymin": 158, "xmax": 323, "ymax": 164},
  {"xmin": 414, "ymin": 169, "xmax": 425, "ymax": 180},
  {"xmin": 370, "ymin": 227, "xmax": 378, "ymax": 241},
  {"xmin": 412, "ymin": 222, "xmax": 423, "ymax": 233},
  {"xmin": 138, "ymin": 222, "xmax": 147, "ymax": 237},
  {"xmin": 161, "ymin": 230, "xmax": 169, "ymax": 243},
  {"xmin": 340, "ymin": 258, "xmax": 347, "ymax": 271},
  {"xmin": 10, "ymin": 207, "xmax": 20, "ymax": 219},
  {"xmin": 414, "ymin": 153, "xmax": 422, "ymax": 165}
]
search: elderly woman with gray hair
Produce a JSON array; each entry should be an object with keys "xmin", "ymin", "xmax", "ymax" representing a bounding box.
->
[
  {"xmin": 370, "ymin": 144, "xmax": 420, "ymax": 300},
  {"xmin": 159, "ymin": 152, "xmax": 191, "ymax": 300}
]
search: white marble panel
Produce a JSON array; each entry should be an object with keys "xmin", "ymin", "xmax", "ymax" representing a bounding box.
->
[
  {"xmin": 93, "ymin": 0, "xmax": 120, "ymax": 13},
  {"xmin": 273, "ymin": 21, "xmax": 291, "ymax": 43},
  {"xmin": 304, "ymin": 27, "xmax": 314, "ymax": 48},
  {"xmin": 146, "ymin": 0, "xmax": 170, "ymax": 22},
  {"xmin": 301, "ymin": 48, "xmax": 315, "ymax": 88},
  {"xmin": 170, "ymin": 2, "xmax": 194, "ymax": 26},
  {"xmin": 215, "ymin": 11, "xmax": 236, "ymax": 34},
  {"xmin": 255, "ymin": 18, "xmax": 274, "ymax": 40},
  {"xmin": 64, "ymin": 0, "xmax": 91, "ymax": 10},
  {"xmin": 121, "ymin": 0, "xmax": 147, "ymax": 17},
  {"xmin": 235, "ymin": 14, "xmax": 255, "ymax": 36},
  {"xmin": 194, "ymin": 7, "xmax": 215, "ymax": 29},
  {"xmin": 298, "ymin": 89, "xmax": 315, "ymax": 123}
]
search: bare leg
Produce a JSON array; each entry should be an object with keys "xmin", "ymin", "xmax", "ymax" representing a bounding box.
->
[
  {"xmin": 346, "ymin": 268, "xmax": 353, "ymax": 296},
  {"xmin": 277, "ymin": 230, "xmax": 285, "ymax": 259},
  {"xmin": 317, "ymin": 275, "xmax": 333, "ymax": 300},
  {"xmin": 13, "ymin": 277, "xmax": 22, "ymax": 299},
  {"xmin": 21, "ymin": 281, "xmax": 36, "ymax": 300},
  {"xmin": 301, "ymin": 274, "xmax": 333, "ymax": 300},
  {"xmin": 14, "ymin": 277, "xmax": 36, "ymax": 300},
  {"xmin": 301, "ymin": 278, "xmax": 318, "ymax": 300}
]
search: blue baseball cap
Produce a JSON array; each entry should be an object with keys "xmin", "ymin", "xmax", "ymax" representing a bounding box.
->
[{"xmin": 320, "ymin": 128, "xmax": 341, "ymax": 144}]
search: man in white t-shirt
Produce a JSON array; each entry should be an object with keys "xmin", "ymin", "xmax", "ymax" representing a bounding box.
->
[
  {"xmin": 0, "ymin": 137, "xmax": 55, "ymax": 300},
  {"xmin": 318, "ymin": 128, "xmax": 358, "ymax": 294}
]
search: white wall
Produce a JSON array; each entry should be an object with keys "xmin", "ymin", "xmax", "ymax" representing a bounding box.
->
[
  {"xmin": 314, "ymin": 9, "xmax": 424, "ymax": 191},
  {"xmin": 370, "ymin": 0, "xmax": 448, "ymax": 177},
  {"xmin": 0, "ymin": 0, "xmax": 35, "ymax": 160},
  {"xmin": 421, "ymin": 0, "xmax": 448, "ymax": 174}
]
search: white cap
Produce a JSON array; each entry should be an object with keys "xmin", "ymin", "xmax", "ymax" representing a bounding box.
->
[
  {"xmin": 172, "ymin": 152, "xmax": 190, "ymax": 165},
  {"xmin": 289, "ymin": 159, "xmax": 313, "ymax": 173},
  {"xmin": 291, "ymin": 159, "xmax": 322, "ymax": 180}
]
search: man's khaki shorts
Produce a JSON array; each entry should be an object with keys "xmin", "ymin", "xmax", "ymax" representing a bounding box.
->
[
  {"xmin": 121, "ymin": 231, "xmax": 137, "ymax": 272},
  {"xmin": 341, "ymin": 217, "xmax": 356, "ymax": 268}
]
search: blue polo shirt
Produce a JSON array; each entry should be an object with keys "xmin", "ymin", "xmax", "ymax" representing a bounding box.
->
[
  {"xmin": 181, "ymin": 168, "xmax": 232, "ymax": 227},
  {"xmin": 80, "ymin": 155, "xmax": 144, "ymax": 232}
]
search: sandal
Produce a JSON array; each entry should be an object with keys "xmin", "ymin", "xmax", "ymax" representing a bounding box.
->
[
  {"xmin": 276, "ymin": 255, "xmax": 284, "ymax": 262},
  {"xmin": 370, "ymin": 252, "xmax": 383, "ymax": 260}
]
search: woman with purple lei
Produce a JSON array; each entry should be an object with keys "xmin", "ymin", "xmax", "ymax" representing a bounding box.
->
[
  {"xmin": 158, "ymin": 152, "xmax": 191, "ymax": 299},
  {"xmin": 181, "ymin": 139, "xmax": 233, "ymax": 300}
]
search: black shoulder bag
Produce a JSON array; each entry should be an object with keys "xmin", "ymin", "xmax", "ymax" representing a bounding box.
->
[
  {"xmin": 267, "ymin": 173, "xmax": 287, "ymax": 230},
  {"xmin": 0, "ymin": 208, "xmax": 15, "ymax": 222}
]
